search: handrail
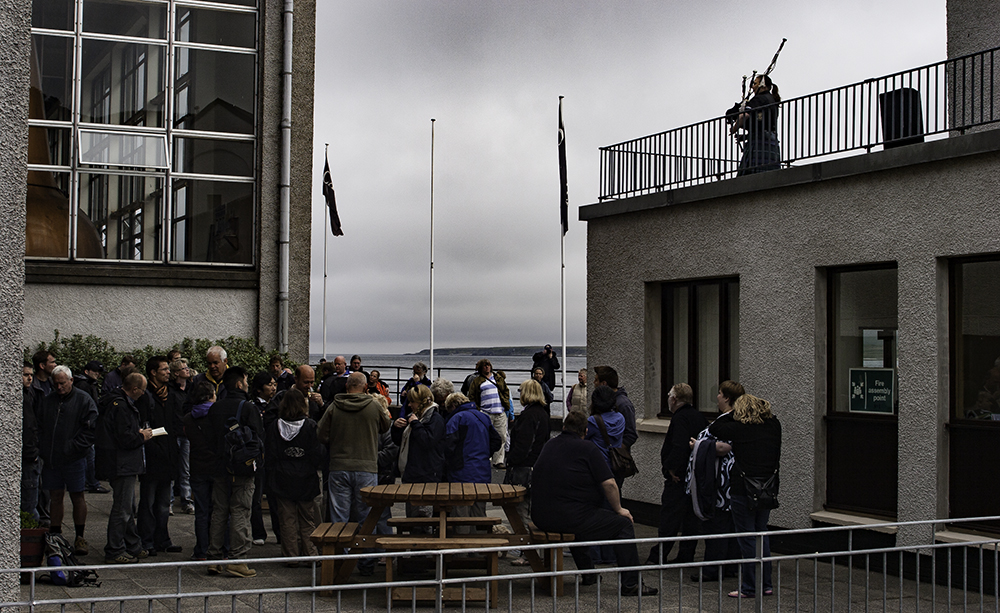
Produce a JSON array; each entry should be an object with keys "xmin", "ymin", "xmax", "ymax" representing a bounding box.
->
[{"xmin": 599, "ymin": 46, "xmax": 1000, "ymax": 200}]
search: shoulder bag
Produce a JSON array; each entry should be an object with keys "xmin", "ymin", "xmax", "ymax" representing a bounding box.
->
[{"xmin": 595, "ymin": 414, "xmax": 638, "ymax": 480}]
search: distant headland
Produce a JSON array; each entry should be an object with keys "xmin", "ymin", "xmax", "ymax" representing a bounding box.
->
[{"xmin": 406, "ymin": 346, "xmax": 586, "ymax": 357}]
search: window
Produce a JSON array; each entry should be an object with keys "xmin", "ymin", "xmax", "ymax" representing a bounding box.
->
[
  {"xmin": 949, "ymin": 256, "xmax": 1000, "ymax": 529},
  {"xmin": 26, "ymin": 0, "xmax": 258, "ymax": 265},
  {"xmin": 825, "ymin": 265, "xmax": 898, "ymax": 517},
  {"xmin": 661, "ymin": 278, "xmax": 739, "ymax": 415}
]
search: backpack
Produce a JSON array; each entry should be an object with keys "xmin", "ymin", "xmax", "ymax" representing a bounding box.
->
[
  {"xmin": 225, "ymin": 400, "xmax": 263, "ymax": 476},
  {"xmin": 43, "ymin": 533, "xmax": 99, "ymax": 587}
]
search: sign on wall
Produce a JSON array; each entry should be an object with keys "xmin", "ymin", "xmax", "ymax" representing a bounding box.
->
[{"xmin": 849, "ymin": 368, "xmax": 895, "ymax": 414}]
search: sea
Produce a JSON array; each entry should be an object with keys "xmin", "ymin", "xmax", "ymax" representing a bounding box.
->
[{"xmin": 307, "ymin": 352, "xmax": 587, "ymax": 413}]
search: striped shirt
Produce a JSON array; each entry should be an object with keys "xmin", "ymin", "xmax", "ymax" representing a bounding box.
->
[{"xmin": 479, "ymin": 377, "xmax": 503, "ymax": 414}]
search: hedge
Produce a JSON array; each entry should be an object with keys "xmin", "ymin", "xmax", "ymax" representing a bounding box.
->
[{"xmin": 25, "ymin": 331, "xmax": 298, "ymax": 378}]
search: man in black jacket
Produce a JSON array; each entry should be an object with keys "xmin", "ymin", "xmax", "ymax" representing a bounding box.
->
[
  {"xmin": 137, "ymin": 356, "xmax": 184, "ymax": 556},
  {"xmin": 95, "ymin": 373, "xmax": 152, "ymax": 563},
  {"xmin": 206, "ymin": 367, "xmax": 263, "ymax": 578},
  {"xmin": 76, "ymin": 360, "xmax": 110, "ymax": 495},
  {"xmin": 646, "ymin": 382, "xmax": 708, "ymax": 565},
  {"xmin": 531, "ymin": 345, "xmax": 560, "ymax": 391},
  {"xmin": 38, "ymin": 365, "xmax": 99, "ymax": 556},
  {"xmin": 532, "ymin": 411, "xmax": 656, "ymax": 597}
]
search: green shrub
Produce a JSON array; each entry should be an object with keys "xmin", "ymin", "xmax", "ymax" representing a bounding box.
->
[{"xmin": 25, "ymin": 332, "xmax": 297, "ymax": 380}]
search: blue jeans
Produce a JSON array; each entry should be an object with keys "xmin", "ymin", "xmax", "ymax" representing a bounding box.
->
[
  {"xmin": 730, "ymin": 494, "xmax": 772, "ymax": 595},
  {"xmin": 138, "ymin": 478, "xmax": 173, "ymax": 551},
  {"xmin": 328, "ymin": 471, "xmax": 377, "ymax": 524},
  {"xmin": 328, "ymin": 471, "xmax": 377, "ymax": 572},
  {"xmin": 176, "ymin": 437, "xmax": 192, "ymax": 502},
  {"xmin": 190, "ymin": 475, "xmax": 214, "ymax": 559},
  {"xmin": 21, "ymin": 459, "xmax": 40, "ymax": 520}
]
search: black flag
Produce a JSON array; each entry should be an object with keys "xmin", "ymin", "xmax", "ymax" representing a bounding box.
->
[
  {"xmin": 558, "ymin": 97, "xmax": 569, "ymax": 235},
  {"xmin": 323, "ymin": 153, "xmax": 344, "ymax": 237}
]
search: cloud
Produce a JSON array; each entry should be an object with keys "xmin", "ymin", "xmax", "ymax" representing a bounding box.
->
[{"xmin": 309, "ymin": 0, "xmax": 944, "ymax": 354}]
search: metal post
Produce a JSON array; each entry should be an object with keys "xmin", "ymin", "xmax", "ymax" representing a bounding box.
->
[{"xmin": 429, "ymin": 119, "xmax": 435, "ymax": 375}]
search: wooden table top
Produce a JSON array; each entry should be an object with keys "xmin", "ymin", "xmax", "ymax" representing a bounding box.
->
[{"xmin": 361, "ymin": 482, "xmax": 526, "ymax": 505}]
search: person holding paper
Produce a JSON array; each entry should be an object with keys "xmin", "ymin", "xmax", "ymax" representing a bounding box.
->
[{"xmin": 137, "ymin": 356, "xmax": 184, "ymax": 556}]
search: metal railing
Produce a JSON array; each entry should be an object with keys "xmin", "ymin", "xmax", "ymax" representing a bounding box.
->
[
  {"xmin": 369, "ymin": 364, "xmax": 568, "ymax": 413},
  {"xmin": 599, "ymin": 46, "xmax": 1000, "ymax": 200},
  {"xmin": 8, "ymin": 515, "xmax": 1000, "ymax": 612}
]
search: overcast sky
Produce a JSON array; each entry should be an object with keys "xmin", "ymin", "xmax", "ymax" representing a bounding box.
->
[{"xmin": 308, "ymin": 0, "xmax": 946, "ymax": 356}]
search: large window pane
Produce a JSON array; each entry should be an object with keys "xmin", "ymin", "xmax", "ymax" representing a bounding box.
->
[
  {"xmin": 696, "ymin": 284, "xmax": 721, "ymax": 411},
  {"xmin": 830, "ymin": 267, "xmax": 898, "ymax": 413},
  {"xmin": 83, "ymin": 0, "xmax": 167, "ymax": 39},
  {"xmin": 173, "ymin": 138, "xmax": 254, "ymax": 176},
  {"xmin": 81, "ymin": 39, "xmax": 166, "ymax": 127},
  {"xmin": 174, "ymin": 49, "xmax": 254, "ymax": 134},
  {"xmin": 194, "ymin": 0, "xmax": 256, "ymax": 6},
  {"xmin": 953, "ymin": 260, "xmax": 1000, "ymax": 419},
  {"xmin": 661, "ymin": 278, "xmax": 739, "ymax": 415},
  {"xmin": 78, "ymin": 130, "xmax": 168, "ymax": 168},
  {"xmin": 30, "ymin": 127, "xmax": 72, "ymax": 167},
  {"xmin": 33, "ymin": 0, "xmax": 74, "ymax": 31},
  {"xmin": 171, "ymin": 179, "xmax": 253, "ymax": 264},
  {"xmin": 176, "ymin": 7, "xmax": 256, "ymax": 48},
  {"xmin": 31, "ymin": 35, "xmax": 74, "ymax": 122},
  {"xmin": 670, "ymin": 286, "xmax": 689, "ymax": 385},
  {"xmin": 79, "ymin": 172, "xmax": 163, "ymax": 261},
  {"xmin": 26, "ymin": 172, "xmax": 72, "ymax": 258}
]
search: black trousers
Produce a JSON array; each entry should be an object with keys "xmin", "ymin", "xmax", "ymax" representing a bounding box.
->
[
  {"xmin": 647, "ymin": 479, "xmax": 700, "ymax": 563},
  {"xmin": 565, "ymin": 509, "xmax": 641, "ymax": 588}
]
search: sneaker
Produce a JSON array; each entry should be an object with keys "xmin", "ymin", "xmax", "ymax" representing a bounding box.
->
[
  {"xmin": 165, "ymin": 545, "xmax": 183, "ymax": 553},
  {"xmin": 73, "ymin": 536, "xmax": 89, "ymax": 556},
  {"xmin": 183, "ymin": 502, "xmax": 195, "ymax": 515},
  {"xmin": 621, "ymin": 583, "xmax": 658, "ymax": 597},
  {"xmin": 206, "ymin": 564, "xmax": 222, "ymax": 575},
  {"xmin": 88, "ymin": 484, "xmax": 110, "ymax": 494},
  {"xmin": 105, "ymin": 552, "xmax": 137, "ymax": 564},
  {"xmin": 252, "ymin": 538, "xmax": 265, "ymax": 546},
  {"xmin": 168, "ymin": 507, "xmax": 174, "ymax": 516},
  {"xmin": 134, "ymin": 549, "xmax": 149, "ymax": 559},
  {"xmin": 225, "ymin": 563, "xmax": 257, "ymax": 578}
]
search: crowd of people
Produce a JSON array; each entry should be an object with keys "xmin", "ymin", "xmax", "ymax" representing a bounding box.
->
[{"xmin": 20, "ymin": 342, "xmax": 779, "ymax": 599}]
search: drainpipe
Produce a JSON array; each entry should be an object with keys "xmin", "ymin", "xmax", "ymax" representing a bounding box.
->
[{"xmin": 277, "ymin": 0, "xmax": 293, "ymax": 354}]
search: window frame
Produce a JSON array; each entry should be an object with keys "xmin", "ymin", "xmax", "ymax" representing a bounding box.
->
[
  {"xmin": 27, "ymin": 0, "xmax": 259, "ymax": 267},
  {"xmin": 660, "ymin": 276, "xmax": 739, "ymax": 418}
]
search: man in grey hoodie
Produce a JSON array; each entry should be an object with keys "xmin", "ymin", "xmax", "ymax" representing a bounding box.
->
[{"xmin": 317, "ymin": 372, "xmax": 391, "ymax": 575}]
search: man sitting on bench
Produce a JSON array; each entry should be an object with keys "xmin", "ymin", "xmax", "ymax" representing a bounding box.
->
[{"xmin": 531, "ymin": 411, "xmax": 657, "ymax": 597}]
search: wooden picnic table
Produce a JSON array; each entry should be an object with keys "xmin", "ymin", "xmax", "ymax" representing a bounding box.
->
[{"xmin": 333, "ymin": 483, "xmax": 537, "ymax": 603}]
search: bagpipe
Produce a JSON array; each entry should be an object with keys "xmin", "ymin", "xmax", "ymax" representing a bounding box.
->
[{"xmin": 725, "ymin": 38, "xmax": 787, "ymax": 142}]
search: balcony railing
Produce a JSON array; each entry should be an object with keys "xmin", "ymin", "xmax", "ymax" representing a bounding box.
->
[{"xmin": 599, "ymin": 46, "xmax": 999, "ymax": 200}]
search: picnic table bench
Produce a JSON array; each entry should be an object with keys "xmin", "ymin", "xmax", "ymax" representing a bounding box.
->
[{"xmin": 308, "ymin": 483, "xmax": 575, "ymax": 603}]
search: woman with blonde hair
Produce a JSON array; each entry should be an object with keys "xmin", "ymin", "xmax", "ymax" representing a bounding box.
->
[
  {"xmin": 708, "ymin": 393, "xmax": 781, "ymax": 598},
  {"xmin": 504, "ymin": 379, "xmax": 550, "ymax": 565}
]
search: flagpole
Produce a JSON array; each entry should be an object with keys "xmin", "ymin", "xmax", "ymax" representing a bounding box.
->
[
  {"xmin": 561, "ymin": 226, "xmax": 567, "ymax": 418},
  {"xmin": 558, "ymin": 96, "xmax": 569, "ymax": 417},
  {"xmin": 429, "ymin": 119, "xmax": 436, "ymax": 376},
  {"xmin": 323, "ymin": 144, "xmax": 329, "ymax": 362}
]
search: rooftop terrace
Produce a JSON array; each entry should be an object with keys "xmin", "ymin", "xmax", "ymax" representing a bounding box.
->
[{"xmin": 598, "ymin": 46, "xmax": 1000, "ymax": 201}]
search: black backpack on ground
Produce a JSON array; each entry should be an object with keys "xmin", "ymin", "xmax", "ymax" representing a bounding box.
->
[
  {"xmin": 43, "ymin": 533, "xmax": 99, "ymax": 588},
  {"xmin": 225, "ymin": 400, "xmax": 263, "ymax": 476}
]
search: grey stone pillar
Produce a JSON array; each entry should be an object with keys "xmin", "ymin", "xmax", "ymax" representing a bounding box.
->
[{"xmin": 0, "ymin": 0, "xmax": 29, "ymax": 600}]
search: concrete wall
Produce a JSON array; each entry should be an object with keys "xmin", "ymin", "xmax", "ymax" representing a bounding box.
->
[
  {"xmin": 23, "ymin": 285, "xmax": 259, "ymax": 351},
  {"xmin": 258, "ymin": 0, "xmax": 315, "ymax": 362},
  {"xmin": 583, "ymin": 130, "xmax": 1000, "ymax": 543},
  {"xmin": 0, "ymin": 0, "xmax": 28, "ymax": 597}
]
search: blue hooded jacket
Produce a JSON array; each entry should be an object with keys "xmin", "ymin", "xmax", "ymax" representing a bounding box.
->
[{"xmin": 443, "ymin": 401, "xmax": 499, "ymax": 484}]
